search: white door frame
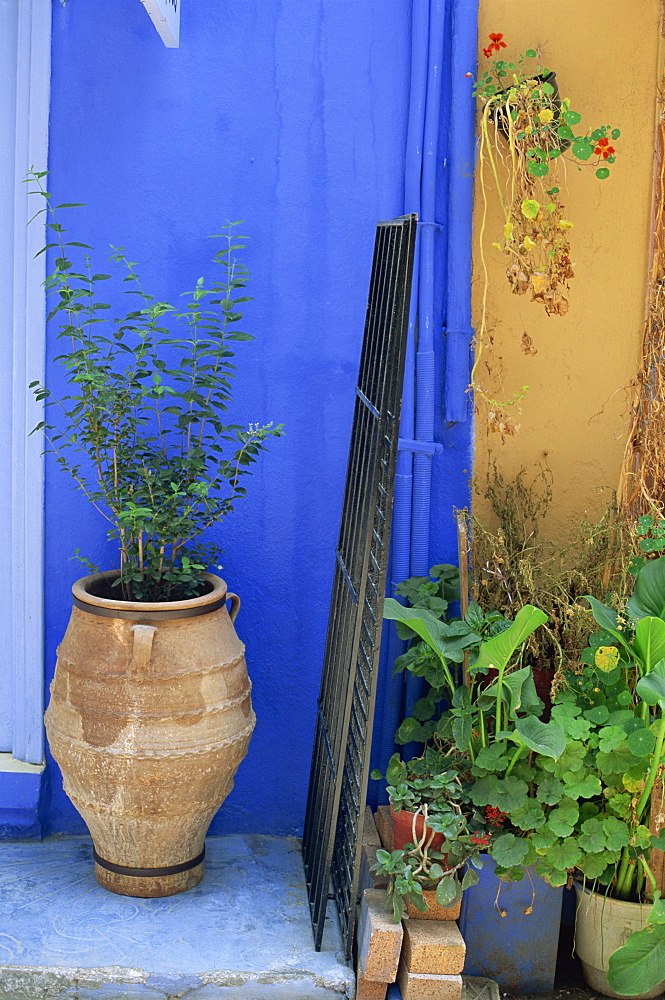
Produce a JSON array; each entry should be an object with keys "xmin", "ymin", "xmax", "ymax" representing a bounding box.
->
[{"xmin": 1, "ymin": 0, "xmax": 51, "ymax": 764}]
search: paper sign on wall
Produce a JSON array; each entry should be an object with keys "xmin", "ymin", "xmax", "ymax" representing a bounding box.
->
[{"xmin": 139, "ymin": 0, "xmax": 180, "ymax": 48}]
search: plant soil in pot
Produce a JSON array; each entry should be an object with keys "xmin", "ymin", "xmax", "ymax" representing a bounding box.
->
[
  {"xmin": 574, "ymin": 884, "xmax": 665, "ymax": 1000},
  {"xmin": 45, "ymin": 572, "xmax": 255, "ymax": 898}
]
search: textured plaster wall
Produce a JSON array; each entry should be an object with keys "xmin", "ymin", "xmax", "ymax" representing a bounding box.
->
[
  {"xmin": 472, "ymin": 0, "xmax": 663, "ymax": 543},
  {"xmin": 45, "ymin": 0, "xmax": 413, "ymax": 835}
]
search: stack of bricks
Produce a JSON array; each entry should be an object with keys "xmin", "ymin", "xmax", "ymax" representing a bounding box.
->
[
  {"xmin": 355, "ymin": 806, "xmax": 466, "ymax": 1000},
  {"xmin": 397, "ymin": 918, "xmax": 466, "ymax": 1000}
]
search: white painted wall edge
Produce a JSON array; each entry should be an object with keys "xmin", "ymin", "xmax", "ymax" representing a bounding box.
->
[
  {"xmin": 0, "ymin": 752, "xmax": 45, "ymax": 774},
  {"xmin": 139, "ymin": 0, "xmax": 180, "ymax": 47},
  {"xmin": 11, "ymin": 0, "xmax": 51, "ymax": 764}
]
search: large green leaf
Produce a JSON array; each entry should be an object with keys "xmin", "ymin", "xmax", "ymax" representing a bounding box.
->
[
  {"xmin": 628, "ymin": 556, "xmax": 665, "ymax": 620},
  {"xmin": 515, "ymin": 716, "xmax": 566, "ymax": 759},
  {"xmin": 634, "ymin": 617, "xmax": 665, "ymax": 672},
  {"xmin": 607, "ymin": 920, "xmax": 665, "ymax": 996},
  {"xmin": 469, "ymin": 775, "xmax": 529, "ymax": 811},
  {"xmin": 383, "ymin": 600, "xmax": 477, "ymax": 670},
  {"xmin": 491, "ymin": 832, "xmax": 531, "ymax": 868},
  {"xmin": 472, "ymin": 605, "xmax": 548, "ymax": 673},
  {"xmin": 562, "ymin": 771, "xmax": 602, "ymax": 799},
  {"xmin": 583, "ymin": 595, "xmax": 619, "ymax": 632},
  {"xmin": 480, "ymin": 665, "xmax": 543, "ymax": 717},
  {"xmin": 547, "ymin": 798, "xmax": 579, "ymax": 838},
  {"xmin": 636, "ymin": 660, "xmax": 665, "ymax": 708},
  {"xmin": 383, "ymin": 600, "xmax": 447, "ymax": 646}
]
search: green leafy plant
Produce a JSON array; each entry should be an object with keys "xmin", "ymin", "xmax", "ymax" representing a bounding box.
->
[
  {"xmin": 475, "ymin": 34, "xmax": 620, "ymax": 316},
  {"xmin": 378, "ymin": 596, "xmax": 570, "ymax": 898},
  {"xmin": 28, "ymin": 171, "xmax": 283, "ymax": 601},
  {"xmin": 383, "ymin": 564, "xmax": 512, "ymax": 747},
  {"xmin": 370, "ymin": 749, "xmax": 488, "ymax": 921}
]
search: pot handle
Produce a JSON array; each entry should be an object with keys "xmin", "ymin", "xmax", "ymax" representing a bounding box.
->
[
  {"xmin": 131, "ymin": 624, "xmax": 157, "ymax": 673},
  {"xmin": 226, "ymin": 592, "xmax": 241, "ymax": 622}
]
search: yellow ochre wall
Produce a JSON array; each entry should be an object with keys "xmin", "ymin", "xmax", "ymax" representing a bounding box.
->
[{"xmin": 472, "ymin": 0, "xmax": 663, "ymax": 543}]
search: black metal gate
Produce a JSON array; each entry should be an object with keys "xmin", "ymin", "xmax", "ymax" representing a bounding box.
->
[{"xmin": 302, "ymin": 214, "xmax": 417, "ymax": 957}]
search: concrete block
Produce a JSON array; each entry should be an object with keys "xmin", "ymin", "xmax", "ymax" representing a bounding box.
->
[
  {"xmin": 375, "ymin": 806, "xmax": 394, "ymax": 851},
  {"xmin": 407, "ymin": 888, "xmax": 461, "ymax": 921},
  {"xmin": 363, "ymin": 805, "xmax": 382, "ymax": 848},
  {"xmin": 359, "ymin": 843, "xmax": 389, "ymax": 894},
  {"xmin": 397, "ymin": 965, "xmax": 463, "ymax": 1000},
  {"xmin": 401, "ymin": 919, "xmax": 465, "ymax": 975},
  {"xmin": 357, "ymin": 889, "xmax": 403, "ymax": 982},
  {"xmin": 356, "ymin": 974, "xmax": 388, "ymax": 1000}
]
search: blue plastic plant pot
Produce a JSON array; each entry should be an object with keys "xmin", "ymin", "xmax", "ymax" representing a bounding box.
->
[{"xmin": 458, "ymin": 855, "xmax": 564, "ymax": 993}]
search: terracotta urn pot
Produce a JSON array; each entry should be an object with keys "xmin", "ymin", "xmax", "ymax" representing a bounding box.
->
[{"xmin": 45, "ymin": 572, "xmax": 255, "ymax": 898}]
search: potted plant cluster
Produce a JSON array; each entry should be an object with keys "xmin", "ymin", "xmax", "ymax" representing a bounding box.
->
[
  {"xmin": 28, "ymin": 171, "xmax": 283, "ymax": 898},
  {"xmin": 374, "ymin": 554, "xmax": 665, "ymax": 996},
  {"xmin": 569, "ymin": 557, "xmax": 665, "ymax": 997}
]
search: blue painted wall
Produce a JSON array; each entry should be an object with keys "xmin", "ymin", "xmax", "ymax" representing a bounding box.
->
[{"xmin": 43, "ymin": 0, "xmax": 472, "ymax": 837}]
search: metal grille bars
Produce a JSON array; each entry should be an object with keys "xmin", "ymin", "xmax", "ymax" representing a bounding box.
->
[{"xmin": 302, "ymin": 215, "xmax": 417, "ymax": 957}]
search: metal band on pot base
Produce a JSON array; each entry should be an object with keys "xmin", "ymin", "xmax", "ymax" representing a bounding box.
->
[{"xmin": 93, "ymin": 847, "xmax": 205, "ymax": 878}]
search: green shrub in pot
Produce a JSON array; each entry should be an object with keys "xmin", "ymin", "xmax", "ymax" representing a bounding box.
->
[{"xmin": 28, "ymin": 171, "xmax": 283, "ymax": 602}]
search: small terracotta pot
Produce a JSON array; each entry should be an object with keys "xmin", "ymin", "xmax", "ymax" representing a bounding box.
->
[{"xmin": 390, "ymin": 803, "xmax": 445, "ymax": 852}]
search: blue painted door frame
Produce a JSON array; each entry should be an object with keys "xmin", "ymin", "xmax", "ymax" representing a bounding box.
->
[{"xmin": 1, "ymin": 0, "xmax": 477, "ymax": 839}]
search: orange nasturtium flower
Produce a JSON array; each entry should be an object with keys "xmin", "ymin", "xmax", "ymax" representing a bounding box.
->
[
  {"xmin": 594, "ymin": 136, "xmax": 616, "ymax": 159},
  {"xmin": 483, "ymin": 32, "xmax": 507, "ymax": 58}
]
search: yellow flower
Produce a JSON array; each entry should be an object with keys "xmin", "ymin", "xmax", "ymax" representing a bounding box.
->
[
  {"xmin": 522, "ymin": 236, "xmax": 536, "ymax": 251},
  {"xmin": 538, "ymin": 109, "xmax": 554, "ymax": 124},
  {"xmin": 558, "ymin": 219, "xmax": 574, "ymax": 230}
]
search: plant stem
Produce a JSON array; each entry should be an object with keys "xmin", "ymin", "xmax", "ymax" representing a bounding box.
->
[
  {"xmin": 479, "ymin": 708, "xmax": 488, "ymax": 749},
  {"xmin": 636, "ymin": 711, "xmax": 665, "ymax": 821},
  {"xmin": 615, "ymin": 848, "xmax": 635, "ymax": 901},
  {"xmin": 505, "ymin": 744, "xmax": 523, "ymax": 776}
]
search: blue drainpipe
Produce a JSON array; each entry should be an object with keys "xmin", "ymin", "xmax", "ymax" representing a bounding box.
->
[
  {"xmin": 402, "ymin": 0, "xmax": 447, "ymax": 731},
  {"xmin": 444, "ymin": 0, "xmax": 478, "ymax": 423},
  {"xmin": 377, "ymin": 0, "xmax": 430, "ymax": 781},
  {"xmin": 376, "ymin": 0, "xmax": 478, "ymax": 782}
]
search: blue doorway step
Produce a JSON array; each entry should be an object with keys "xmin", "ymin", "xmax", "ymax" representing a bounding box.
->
[{"xmin": 0, "ymin": 834, "xmax": 354, "ymax": 1000}]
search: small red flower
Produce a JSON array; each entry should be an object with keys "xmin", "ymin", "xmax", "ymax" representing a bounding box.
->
[
  {"xmin": 471, "ymin": 833, "xmax": 491, "ymax": 846},
  {"xmin": 484, "ymin": 805, "xmax": 508, "ymax": 827},
  {"xmin": 594, "ymin": 139, "xmax": 616, "ymax": 159},
  {"xmin": 483, "ymin": 32, "xmax": 508, "ymax": 57}
]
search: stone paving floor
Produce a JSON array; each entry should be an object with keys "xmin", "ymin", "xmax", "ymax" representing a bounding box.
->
[{"xmin": 0, "ymin": 834, "xmax": 354, "ymax": 1000}]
